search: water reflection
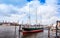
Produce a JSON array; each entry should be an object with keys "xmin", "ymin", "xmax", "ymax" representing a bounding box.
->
[
  {"xmin": 22, "ymin": 30, "xmax": 48, "ymax": 38},
  {"xmin": 0, "ymin": 26, "xmax": 19, "ymax": 38},
  {"xmin": 0, "ymin": 26, "xmax": 60, "ymax": 38}
]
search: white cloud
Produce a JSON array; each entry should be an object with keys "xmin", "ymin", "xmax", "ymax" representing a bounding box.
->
[
  {"xmin": 0, "ymin": 4, "xmax": 19, "ymax": 14},
  {"xmin": 0, "ymin": 14, "xmax": 26, "ymax": 23},
  {"xmin": 0, "ymin": 4, "xmax": 26, "ymax": 23},
  {"xmin": 19, "ymin": 0, "xmax": 59, "ymax": 25},
  {"xmin": 0, "ymin": 0, "xmax": 59, "ymax": 25},
  {"xmin": 46, "ymin": 0, "xmax": 57, "ymax": 5}
]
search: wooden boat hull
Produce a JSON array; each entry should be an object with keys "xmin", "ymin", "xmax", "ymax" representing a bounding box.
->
[{"xmin": 23, "ymin": 30, "xmax": 43, "ymax": 36}]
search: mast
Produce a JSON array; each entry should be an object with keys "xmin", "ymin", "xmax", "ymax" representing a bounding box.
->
[
  {"xmin": 36, "ymin": 7, "xmax": 37, "ymax": 25},
  {"xmin": 28, "ymin": 4, "xmax": 31, "ymax": 25},
  {"xmin": 27, "ymin": 0, "xmax": 32, "ymax": 26}
]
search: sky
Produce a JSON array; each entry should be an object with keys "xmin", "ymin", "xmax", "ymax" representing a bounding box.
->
[{"xmin": 0, "ymin": 0, "xmax": 60, "ymax": 25}]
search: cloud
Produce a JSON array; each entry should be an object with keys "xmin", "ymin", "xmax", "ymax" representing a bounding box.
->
[
  {"xmin": 0, "ymin": 4, "xmax": 26, "ymax": 23},
  {"xmin": 0, "ymin": 4, "xmax": 19, "ymax": 15},
  {"xmin": 19, "ymin": 0, "xmax": 59, "ymax": 25},
  {"xmin": 0, "ymin": 0, "xmax": 59, "ymax": 25},
  {"xmin": 0, "ymin": 14, "xmax": 26, "ymax": 23}
]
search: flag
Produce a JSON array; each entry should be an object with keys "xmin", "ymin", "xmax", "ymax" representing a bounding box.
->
[
  {"xmin": 27, "ymin": 0, "xmax": 32, "ymax": 2},
  {"xmin": 39, "ymin": 0, "xmax": 45, "ymax": 5}
]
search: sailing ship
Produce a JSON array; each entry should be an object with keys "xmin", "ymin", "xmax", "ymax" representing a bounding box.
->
[
  {"xmin": 22, "ymin": 24, "xmax": 43, "ymax": 35},
  {"xmin": 21, "ymin": 5, "xmax": 43, "ymax": 36}
]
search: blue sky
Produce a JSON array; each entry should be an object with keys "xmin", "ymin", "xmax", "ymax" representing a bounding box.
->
[
  {"xmin": 0, "ymin": 0, "xmax": 46, "ymax": 7},
  {"xmin": 0, "ymin": 0, "xmax": 60, "ymax": 25},
  {"xmin": 0, "ymin": 0, "xmax": 28, "ymax": 7}
]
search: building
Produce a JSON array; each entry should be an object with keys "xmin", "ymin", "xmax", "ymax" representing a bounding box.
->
[
  {"xmin": 0, "ymin": 22, "xmax": 20, "ymax": 26},
  {"xmin": 57, "ymin": 21, "xmax": 60, "ymax": 29}
]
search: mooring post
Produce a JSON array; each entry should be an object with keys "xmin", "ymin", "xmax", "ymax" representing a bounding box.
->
[
  {"xmin": 56, "ymin": 21, "xmax": 58, "ymax": 38},
  {"xmin": 14, "ymin": 25, "xmax": 16, "ymax": 38},
  {"xmin": 48, "ymin": 27, "xmax": 50, "ymax": 38},
  {"xmin": 19, "ymin": 25, "xmax": 22, "ymax": 38},
  {"xmin": 19, "ymin": 25, "xmax": 20, "ymax": 38}
]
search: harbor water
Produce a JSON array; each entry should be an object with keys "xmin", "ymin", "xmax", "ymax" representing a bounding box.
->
[
  {"xmin": 0, "ymin": 26, "xmax": 19, "ymax": 38},
  {"xmin": 0, "ymin": 26, "xmax": 48, "ymax": 38},
  {"xmin": 23, "ymin": 30, "xmax": 48, "ymax": 38},
  {"xmin": 0, "ymin": 26, "xmax": 60, "ymax": 38},
  {"xmin": 23, "ymin": 30, "xmax": 60, "ymax": 38}
]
